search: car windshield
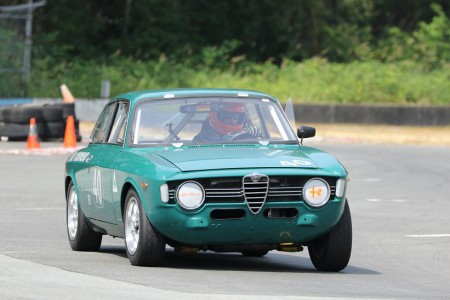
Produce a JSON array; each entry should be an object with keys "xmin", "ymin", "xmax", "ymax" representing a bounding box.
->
[{"xmin": 129, "ymin": 97, "xmax": 297, "ymax": 145}]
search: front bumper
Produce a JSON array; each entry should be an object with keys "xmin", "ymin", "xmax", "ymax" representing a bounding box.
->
[{"xmin": 149, "ymin": 199, "xmax": 345, "ymax": 246}]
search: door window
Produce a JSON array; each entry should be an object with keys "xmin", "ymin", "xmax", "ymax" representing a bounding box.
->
[
  {"xmin": 108, "ymin": 101, "xmax": 130, "ymax": 144},
  {"xmin": 90, "ymin": 103, "xmax": 117, "ymax": 143}
]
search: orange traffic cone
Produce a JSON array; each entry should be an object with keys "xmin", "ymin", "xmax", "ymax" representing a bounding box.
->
[
  {"xmin": 27, "ymin": 117, "xmax": 41, "ymax": 149},
  {"xmin": 64, "ymin": 115, "xmax": 77, "ymax": 148},
  {"xmin": 60, "ymin": 84, "xmax": 75, "ymax": 103}
]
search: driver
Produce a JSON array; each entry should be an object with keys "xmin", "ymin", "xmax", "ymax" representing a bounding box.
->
[{"xmin": 193, "ymin": 102, "xmax": 262, "ymax": 143}]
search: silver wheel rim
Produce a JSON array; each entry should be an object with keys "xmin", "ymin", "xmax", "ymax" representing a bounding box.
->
[
  {"xmin": 125, "ymin": 196, "xmax": 140, "ymax": 255},
  {"xmin": 67, "ymin": 187, "xmax": 78, "ymax": 240}
]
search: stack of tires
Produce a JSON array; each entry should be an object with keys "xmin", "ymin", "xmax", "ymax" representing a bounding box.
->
[{"xmin": 0, "ymin": 103, "xmax": 81, "ymax": 141}]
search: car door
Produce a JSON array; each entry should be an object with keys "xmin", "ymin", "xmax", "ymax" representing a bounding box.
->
[{"xmin": 76, "ymin": 101, "xmax": 129, "ymax": 225}]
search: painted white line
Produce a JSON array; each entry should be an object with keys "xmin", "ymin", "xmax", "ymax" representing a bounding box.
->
[
  {"xmin": 367, "ymin": 199, "xmax": 409, "ymax": 203},
  {"xmin": 406, "ymin": 234, "xmax": 450, "ymax": 238},
  {"xmin": 353, "ymin": 178, "xmax": 381, "ymax": 182},
  {"xmin": 392, "ymin": 199, "xmax": 408, "ymax": 203},
  {"xmin": 0, "ymin": 251, "xmax": 38, "ymax": 254},
  {"xmin": 0, "ymin": 146, "xmax": 82, "ymax": 156},
  {"xmin": 16, "ymin": 207, "xmax": 63, "ymax": 211}
]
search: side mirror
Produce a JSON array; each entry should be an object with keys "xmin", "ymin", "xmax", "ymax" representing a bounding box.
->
[{"xmin": 297, "ymin": 126, "xmax": 316, "ymax": 144}]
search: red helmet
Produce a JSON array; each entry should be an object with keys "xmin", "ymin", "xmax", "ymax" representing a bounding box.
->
[{"xmin": 209, "ymin": 102, "xmax": 246, "ymax": 135}]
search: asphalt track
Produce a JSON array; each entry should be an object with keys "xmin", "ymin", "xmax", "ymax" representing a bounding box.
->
[{"xmin": 0, "ymin": 141, "xmax": 449, "ymax": 299}]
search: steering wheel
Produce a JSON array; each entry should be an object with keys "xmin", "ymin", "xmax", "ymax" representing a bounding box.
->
[{"xmin": 229, "ymin": 132, "xmax": 256, "ymax": 141}]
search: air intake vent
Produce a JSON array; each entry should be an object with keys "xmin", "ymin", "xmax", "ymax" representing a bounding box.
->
[{"xmin": 243, "ymin": 173, "xmax": 269, "ymax": 214}]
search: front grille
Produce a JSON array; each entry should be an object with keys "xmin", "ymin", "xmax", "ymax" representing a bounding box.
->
[
  {"xmin": 243, "ymin": 174, "xmax": 269, "ymax": 214},
  {"xmin": 205, "ymin": 188, "xmax": 242, "ymax": 202},
  {"xmin": 168, "ymin": 176, "xmax": 337, "ymax": 206}
]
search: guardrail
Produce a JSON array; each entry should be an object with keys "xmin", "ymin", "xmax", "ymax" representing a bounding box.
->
[
  {"xmin": 2, "ymin": 98, "xmax": 449, "ymax": 125},
  {"xmin": 293, "ymin": 103, "xmax": 450, "ymax": 126}
]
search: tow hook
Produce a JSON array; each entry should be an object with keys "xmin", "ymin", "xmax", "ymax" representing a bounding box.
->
[{"xmin": 277, "ymin": 243, "xmax": 304, "ymax": 252}]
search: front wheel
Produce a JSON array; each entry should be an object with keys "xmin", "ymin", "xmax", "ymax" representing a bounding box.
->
[
  {"xmin": 66, "ymin": 182, "xmax": 102, "ymax": 251},
  {"xmin": 124, "ymin": 188, "xmax": 165, "ymax": 266},
  {"xmin": 308, "ymin": 200, "xmax": 352, "ymax": 272}
]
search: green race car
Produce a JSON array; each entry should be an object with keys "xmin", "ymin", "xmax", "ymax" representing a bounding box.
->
[{"xmin": 65, "ymin": 89, "xmax": 351, "ymax": 271}]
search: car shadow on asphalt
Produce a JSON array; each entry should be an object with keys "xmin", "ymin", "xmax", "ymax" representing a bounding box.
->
[{"xmin": 99, "ymin": 244, "xmax": 378, "ymax": 275}]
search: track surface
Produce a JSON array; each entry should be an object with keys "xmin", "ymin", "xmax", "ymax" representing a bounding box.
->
[{"xmin": 0, "ymin": 142, "xmax": 449, "ymax": 299}]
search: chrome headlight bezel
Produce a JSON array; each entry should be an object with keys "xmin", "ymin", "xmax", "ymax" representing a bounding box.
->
[
  {"xmin": 303, "ymin": 178, "xmax": 331, "ymax": 207},
  {"xmin": 176, "ymin": 181, "xmax": 205, "ymax": 210}
]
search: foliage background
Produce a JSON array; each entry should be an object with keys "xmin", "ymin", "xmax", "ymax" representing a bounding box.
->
[{"xmin": 1, "ymin": 0, "xmax": 449, "ymax": 104}]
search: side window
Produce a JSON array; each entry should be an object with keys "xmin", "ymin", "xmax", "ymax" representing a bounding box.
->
[
  {"xmin": 108, "ymin": 101, "xmax": 130, "ymax": 144},
  {"xmin": 90, "ymin": 103, "xmax": 117, "ymax": 143}
]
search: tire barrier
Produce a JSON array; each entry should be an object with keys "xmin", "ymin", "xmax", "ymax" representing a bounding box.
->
[{"xmin": 0, "ymin": 103, "xmax": 81, "ymax": 142}]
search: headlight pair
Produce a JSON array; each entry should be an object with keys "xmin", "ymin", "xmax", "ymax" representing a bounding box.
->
[{"xmin": 162, "ymin": 177, "xmax": 346, "ymax": 210}]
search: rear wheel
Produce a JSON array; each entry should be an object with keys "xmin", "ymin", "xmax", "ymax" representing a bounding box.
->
[
  {"xmin": 308, "ymin": 200, "xmax": 352, "ymax": 272},
  {"xmin": 124, "ymin": 188, "xmax": 165, "ymax": 266},
  {"xmin": 66, "ymin": 182, "xmax": 102, "ymax": 251}
]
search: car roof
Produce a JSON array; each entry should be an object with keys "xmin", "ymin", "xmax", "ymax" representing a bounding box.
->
[{"xmin": 113, "ymin": 88, "xmax": 277, "ymax": 103}]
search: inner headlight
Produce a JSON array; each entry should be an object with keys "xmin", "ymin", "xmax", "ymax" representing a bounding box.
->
[
  {"xmin": 303, "ymin": 178, "xmax": 330, "ymax": 207},
  {"xmin": 176, "ymin": 181, "xmax": 205, "ymax": 210}
]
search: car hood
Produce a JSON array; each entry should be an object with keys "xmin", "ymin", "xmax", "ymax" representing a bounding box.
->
[{"xmin": 153, "ymin": 146, "xmax": 318, "ymax": 172}]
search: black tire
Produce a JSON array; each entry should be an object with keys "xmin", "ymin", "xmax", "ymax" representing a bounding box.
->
[
  {"xmin": 0, "ymin": 122, "xmax": 30, "ymax": 140},
  {"xmin": 41, "ymin": 119, "xmax": 81, "ymax": 141},
  {"xmin": 43, "ymin": 121, "xmax": 65, "ymax": 139},
  {"xmin": 66, "ymin": 182, "xmax": 102, "ymax": 251},
  {"xmin": 45, "ymin": 103, "xmax": 75, "ymax": 119},
  {"xmin": 41, "ymin": 107, "xmax": 63, "ymax": 122},
  {"xmin": 74, "ymin": 119, "xmax": 82, "ymax": 142},
  {"xmin": 241, "ymin": 250, "xmax": 269, "ymax": 257},
  {"xmin": 3, "ymin": 107, "xmax": 44, "ymax": 124},
  {"xmin": 0, "ymin": 108, "xmax": 5, "ymax": 122},
  {"xmin": 1, "ymin": 108, "xmax": 13, "ymax": 123},
  {"xmin": 308, "ymin": 200, "xmax": 352, "ymax": 272},
  {"xmin": 0, "ymin": 122, "xmax": 7, "ymax": 137},
  {"xmin": 124, "ymin": 188, "xmax": 165, "ymax": 266}
]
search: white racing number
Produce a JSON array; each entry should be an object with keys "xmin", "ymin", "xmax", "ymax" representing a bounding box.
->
[
  {"xmin": 280, "ymin": 160, "xmax": 312, "ymax": 166},
  {"xmin": 92, "ymin": 167, "xmax": 103, "ymax": 207}
]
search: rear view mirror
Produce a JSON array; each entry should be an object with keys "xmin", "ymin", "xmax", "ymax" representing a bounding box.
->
[{"xmin": 297, "ymin": 126, "xmax": 316, "ymax": 144}]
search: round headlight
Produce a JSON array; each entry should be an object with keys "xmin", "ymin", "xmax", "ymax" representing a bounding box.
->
[
  {"xmin": 303, "ymin": 178, "xmax": 330, "ymax": 207},
  {"xmin": 176, "ymin": 181, "xmax": 205, "ymax": 210}
]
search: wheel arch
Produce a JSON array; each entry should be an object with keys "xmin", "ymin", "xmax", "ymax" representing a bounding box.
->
[
  {"xmin": 120, "ymin": 178, "xmax": 156, "ymax": 225},
  {"xmin": 65, "ymin": 176, "xmax": 74, "ymax": 200},
  {"xmin": 120, "ymin": 180, "xmax": 139, "ymax": 218}
]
